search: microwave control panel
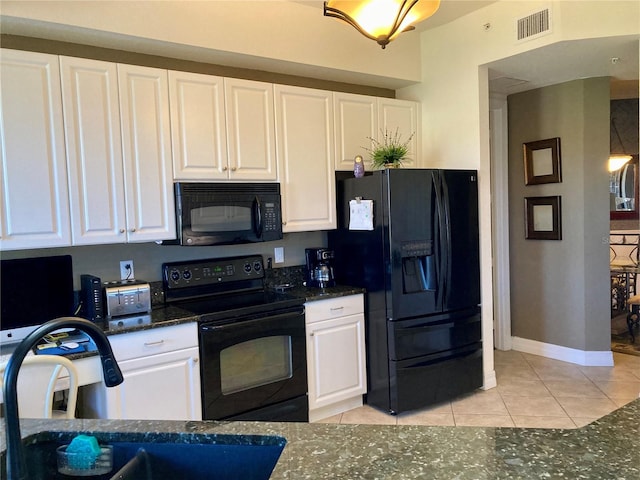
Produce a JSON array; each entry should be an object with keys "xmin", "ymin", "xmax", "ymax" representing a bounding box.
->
[{"xmin": 262, "ymin": 202, "xmax": 279, "ymax": 232}]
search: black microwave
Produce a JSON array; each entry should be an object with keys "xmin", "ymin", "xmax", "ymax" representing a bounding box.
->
[{"xmin": 168, "ymin": 182, "xmax": 283, "ymax": 246}]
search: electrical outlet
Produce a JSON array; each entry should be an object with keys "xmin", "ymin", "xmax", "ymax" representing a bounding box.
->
[
  {"xmin": 120, "ymin": 260, "xmax": 134, "ymax": 280},
  {"xmin": 274, "ymin": 247, "xmax": 284, "ymax": 264}
]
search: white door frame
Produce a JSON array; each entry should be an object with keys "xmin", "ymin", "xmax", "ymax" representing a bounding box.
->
[{"xmin": 489, "ymin": 93, "xmax": 512, "ymax": 350}]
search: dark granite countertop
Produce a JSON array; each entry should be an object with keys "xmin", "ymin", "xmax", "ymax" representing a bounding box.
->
[
  {"xmin": 284, "ymin": 284, "xmax": 366, "ymax": 302},
  {"xmin": 0, "ymin": 284, "xmax": 365, "ymax": 361},
  {"xmin": 2, "ymin": 399, "xmax": 638, "ymax": 479},
  {"xmin": 101, "ymin": 284, "xmax": 364, "ymax": 336}
]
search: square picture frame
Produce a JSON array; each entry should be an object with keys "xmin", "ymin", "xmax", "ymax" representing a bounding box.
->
[
  {"xmin": 525, "ymin": 196, "xmax": 562, "ymax": 240},
  {"xmin": 523, "ymin": 137, "xmax": 561, "ymax": 185}
]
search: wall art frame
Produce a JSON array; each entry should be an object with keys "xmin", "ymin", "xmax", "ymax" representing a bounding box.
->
[
  {"xmin": 523, "ymin": 137, "xmax": 562, "ymax": 185},
  {"xmin": 525, "ymin": 196, "xmax": 562, "ymax": 240}
]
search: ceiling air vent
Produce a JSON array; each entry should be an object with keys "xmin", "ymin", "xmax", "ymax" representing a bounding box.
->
[{"xmin": 516, "ymin": 8, "xmax": 551, "ymax": 42}]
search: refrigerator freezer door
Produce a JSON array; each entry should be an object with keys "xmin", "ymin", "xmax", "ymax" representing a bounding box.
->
[
  {"xmin": 387, "ymin": 307, "xmax": 481, "ymax": 361},
  {"xmin": 389, "ymin": 344, "xmax": 483, "ymax": 413}
]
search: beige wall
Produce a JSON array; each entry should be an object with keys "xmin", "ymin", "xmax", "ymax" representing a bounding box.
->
[{"xmin": 508, "ymin": 78, "xmax": 611, "ymax": 352}]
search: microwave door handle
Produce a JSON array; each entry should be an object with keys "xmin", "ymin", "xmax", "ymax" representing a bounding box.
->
[{"xmin": 253, "ymin": 195, "xmax": 263, "ymax": 238}]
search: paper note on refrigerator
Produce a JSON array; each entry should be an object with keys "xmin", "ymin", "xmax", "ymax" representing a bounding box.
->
[{"xmin": 349, "ymin": 199, "xmax": 374, "ymax": 231}]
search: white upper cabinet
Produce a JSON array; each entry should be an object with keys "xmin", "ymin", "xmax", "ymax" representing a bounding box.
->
[
  {"xmin": 169, "ymin": 73, "xmax": 276, "ymax": 181},
  {"xmin": 274, "ymin": 85, "xmax": 336, "ymax": 232},
  {"xmin": 335, "ymin": 95, "xmax": 420, "ymax": 170},
  {"xmin": 333, "ymin": 92, "xmax": 378, "ymax": 171},
  {"xmin": 118, "ymin": 64, "xmax": 175, "ymax": 243},
  {"xmin": 61, "ymin": 58, "xmax": 175, "ymax": 245},
  {"xmin": 168, "ymin": 70, "xmax": 228, "ymax": 180},
  {"xmin": 60, "ymin": 56, "xmax": 126, "ymax": 245},
  {"xmin": 224, "ymin": 78, "xmax": 277, "ymax": 181},
  {"xmin": 0, "ymin": 49, "xmax": 71, "ymax": 250},
  {"xmin": 377, "ymin": 97, "xmax": 420, "ymax": 168}
]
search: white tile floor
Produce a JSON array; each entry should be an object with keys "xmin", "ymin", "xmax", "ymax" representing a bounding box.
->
[{"xmin": 315, "ymin": 350, "xmax": 640, "ymax": 428}]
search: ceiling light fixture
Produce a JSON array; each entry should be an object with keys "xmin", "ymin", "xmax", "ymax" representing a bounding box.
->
[{"xmin": 323, "ymin": 0, "xmax": 441, "ymax": 49}]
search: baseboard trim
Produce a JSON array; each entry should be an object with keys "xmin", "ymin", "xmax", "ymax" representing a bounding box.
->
[
  {"xmin": 482, "ymin": 369, "xmax": 497, "ymax": 390},
  {"xmin": 511, "ymin": 336, "xmax": 614, "ymax": 366},
  {"xmin": 309, "ymin": 396, "xmax": 364, "ymax": 423}
]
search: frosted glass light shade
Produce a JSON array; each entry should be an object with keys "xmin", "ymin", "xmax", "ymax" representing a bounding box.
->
[{"xmin": 324, "ymin": 0, "xmax": 441, "ymax": 48}]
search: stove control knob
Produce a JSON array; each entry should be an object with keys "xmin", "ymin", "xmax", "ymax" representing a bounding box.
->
[
  {"xmin": 183, "ymin": 270, "xmax": 192, "ymax": 281},
  {"xmin": 253, "ymin": 261, "xmax": 262, "ymax": 272},
  {"xmin": 169, "ymin": 269, "xmax": 181, "ymax": 283},
  {"xmin": 243, "ymin": 262, "xmax": 252, "ymax": 274}
]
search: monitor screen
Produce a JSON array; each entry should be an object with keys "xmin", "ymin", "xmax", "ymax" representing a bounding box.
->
[{"xmin": 1, "ymin": 255, "xmax": 75, "ymax": 344}]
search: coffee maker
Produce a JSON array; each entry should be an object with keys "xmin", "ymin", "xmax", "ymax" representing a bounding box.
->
[{"xmin": 305, "ymin": 248, "xmax": 336, "ymax": 288}]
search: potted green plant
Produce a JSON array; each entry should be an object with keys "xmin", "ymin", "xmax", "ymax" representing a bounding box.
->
[{"xmin": 365, "ymin": 127, "xmax": 415, "ymax": 169}]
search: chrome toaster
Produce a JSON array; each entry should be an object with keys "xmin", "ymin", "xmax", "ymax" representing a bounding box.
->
[{"xmin": 103, "ymin": 280, "xmax": 151, "ymax": 318}]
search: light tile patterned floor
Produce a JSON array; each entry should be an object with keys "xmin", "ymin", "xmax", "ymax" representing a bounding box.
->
[{"xmin": 315, "ymin": 350, "xmax": 640, "ymax": 428}]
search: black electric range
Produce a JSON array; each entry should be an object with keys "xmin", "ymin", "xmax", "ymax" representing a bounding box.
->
[{"xmin": 162, "ymin": 255, "xmax": 308, "ymax": 422}]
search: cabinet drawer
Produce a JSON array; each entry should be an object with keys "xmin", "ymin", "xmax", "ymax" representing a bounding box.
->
[
  {"xmin": 107, "ymin": 322, "xmax": 197, "ymax": 361},
  {"xmin": 305, "ymin": 294, "xmax": 364, "ymax": 323}
]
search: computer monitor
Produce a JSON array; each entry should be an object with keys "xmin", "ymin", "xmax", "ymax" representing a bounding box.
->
[{"xmin": 1, "ymin": 255, "xmax": 75, "ymax": 345}]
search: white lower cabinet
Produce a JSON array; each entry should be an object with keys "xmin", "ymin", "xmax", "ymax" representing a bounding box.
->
[
  {"xmin": 84, "ymin": 323, "xmax": 201, "ymax": 421},
  {"xmin": 305, "ymin": 294, "xmax": 366, "ymax": 422}
]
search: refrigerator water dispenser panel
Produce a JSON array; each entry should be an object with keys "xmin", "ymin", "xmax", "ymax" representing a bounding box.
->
[{"xmin": 401, "ymin": 240, "xmax": 435, "ymax": 293}]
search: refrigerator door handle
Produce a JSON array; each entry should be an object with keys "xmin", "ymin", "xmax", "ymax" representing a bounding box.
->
[
  {"xmin": 432, "ymin": 171, "xmax": 447, "ymax": 308},
  {"xmin": 440, "ymin": 172, "xmax": 452, "ymax": 305}
]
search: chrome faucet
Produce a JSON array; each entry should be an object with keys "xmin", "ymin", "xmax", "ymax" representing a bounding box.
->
[{"xmin": 3, "ymin": 317, "xmax": 124, "ymax": 480}]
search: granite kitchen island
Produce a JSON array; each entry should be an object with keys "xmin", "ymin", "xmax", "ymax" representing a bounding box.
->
[{"xmin": 2, "ymin": 399, "xmax": 638, "ymax": 479}]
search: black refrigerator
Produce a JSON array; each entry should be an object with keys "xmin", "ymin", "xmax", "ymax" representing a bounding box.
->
[{"xmin": 328, "ymin": 169, "xmax": 482, "ymax": 414}]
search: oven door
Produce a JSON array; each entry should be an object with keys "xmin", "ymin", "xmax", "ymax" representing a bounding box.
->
[{"xmin": 198, "ymin": 306, "xmax": 307, "ymax": 421}]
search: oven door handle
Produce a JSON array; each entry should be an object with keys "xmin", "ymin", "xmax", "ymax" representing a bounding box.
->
[
  {"xmin": 252, "ymin": 195, "xmax": 263, "ymax": 239},
  {"xmin": 200, "ymin": 306, "xmax": 305, "ymax": 332}
]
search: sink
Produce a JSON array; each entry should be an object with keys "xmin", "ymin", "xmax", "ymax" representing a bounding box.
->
[{"xmin": 1, "ymin": 430, "xmax": 286, "ymax": 480}]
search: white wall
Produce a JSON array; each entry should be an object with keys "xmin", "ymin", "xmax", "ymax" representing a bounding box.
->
[
  {"xmin": 399, "ymin": 0, "xmax": 638, "ymax": 368},
  {"xmin": 0, "ymin": 0, "xmax": 422, "ymax": 88}
]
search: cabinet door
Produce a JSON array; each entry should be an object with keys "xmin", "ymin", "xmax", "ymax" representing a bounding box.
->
[
  {"xmin": 334, "ymin": 92, "xmax": 377, "ymax": 171},
  {"xmin": 0, "ymin": 49, "xmax": 71, "ymax": 250},
  {"xmin": 101, "ymin": 347, "xmax": 202, "ymax": 421},
  {"xmin": 118, "ymin": 64, "xmax": 176, "ymax": 242},
  {"xmin": 307, "ymin": 313, "xmax": 366, "ymax": 410},
  {"xmin": 168, "ymin": 70, "xmax": 228, "ymax": 180},
  {"xmin": 60, "ymin": 56, "xmax": 127, "ymax": 245},
  {"xmin": 274, "ymin": 85, "xmax": 336, "ymax": 232},
  {"xmin": 224, "ymin": 78, "xmax": 277, "ymax": 181},
  {"xmin": 377, "ymin": 98, "xmax": 420, "ymax": 168}
]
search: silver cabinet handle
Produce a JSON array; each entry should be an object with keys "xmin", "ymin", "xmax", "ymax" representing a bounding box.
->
[
  {"xmin": 119, "ymin": 229, "xmax": 125, "ymax": 234},
  {"xmin": 143, "ymin": 340, "xmax": 165, "ymax": 347},
  {"xmin": 330, "ymin": 307, "xmax": 344, "ymax": 312}
]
